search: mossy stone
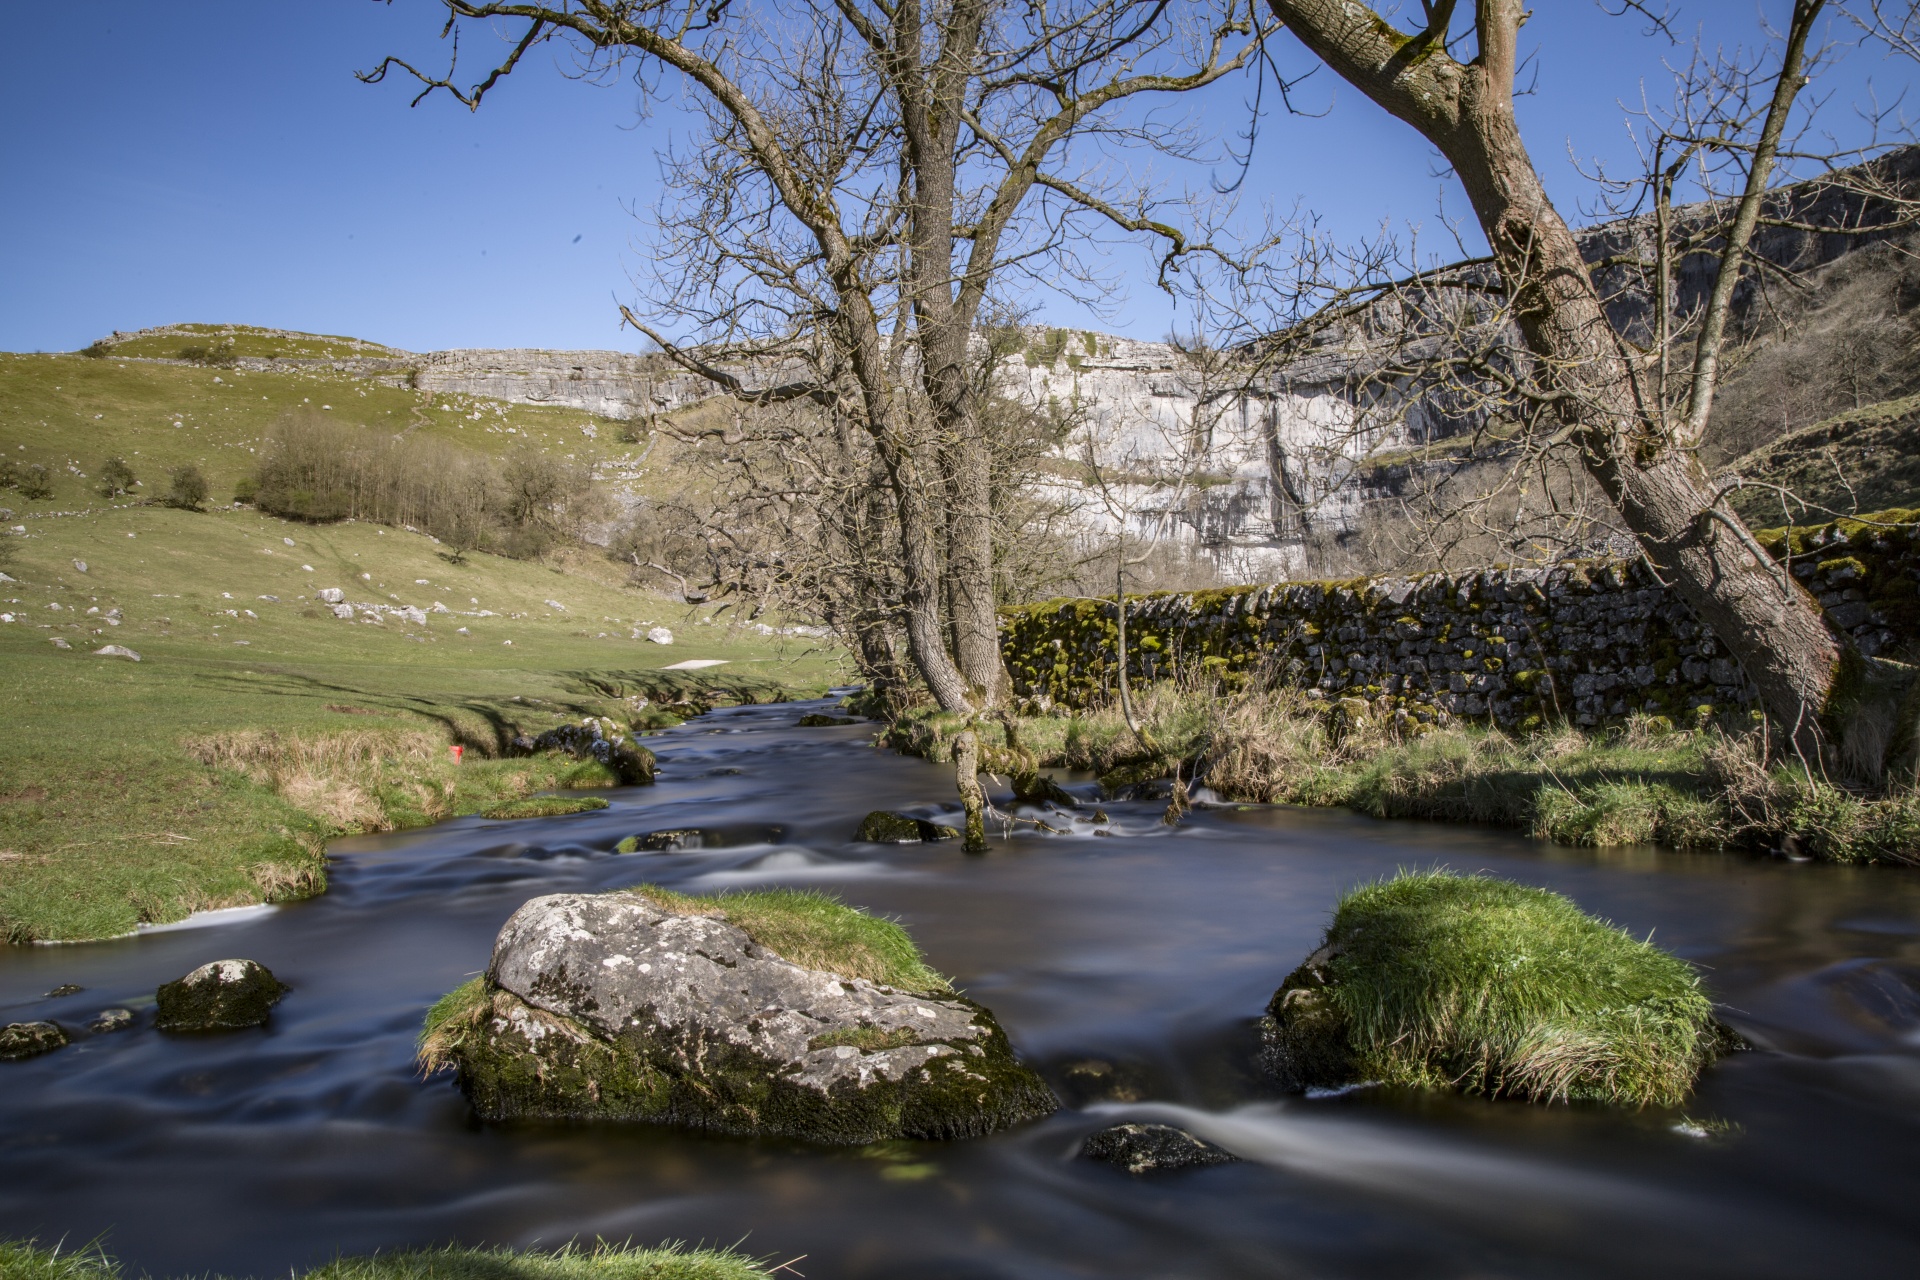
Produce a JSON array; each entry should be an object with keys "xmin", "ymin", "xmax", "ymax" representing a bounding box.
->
[
  {"xmin": 155, "ymin": 958, "xmax": 289, "ymax": 1032},
  {"xmin": 0, "ymin": 1021, "xmax": 69, "ymax": 1061},
  {"xmin": 1081, "ymin": 1123, "xmax": 1239, "ymax": 1173},
  {"xmin": 855, "ymin": 811, "xmax": 960, "ymax": 843}
]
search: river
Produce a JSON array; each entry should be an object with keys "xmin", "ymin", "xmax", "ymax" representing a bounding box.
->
[{"xmin": 3, "ymin": 698, "xmax": 1919, "ymax": 1278}]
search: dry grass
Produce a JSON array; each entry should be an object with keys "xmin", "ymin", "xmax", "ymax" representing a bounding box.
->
[
  {"xmin": 931, "ymin": 682, "xmax": 1920, "ymax": 862},
  {"xmin": 185, "ymin": 727, "xmax": 623, "ymax": 837}
]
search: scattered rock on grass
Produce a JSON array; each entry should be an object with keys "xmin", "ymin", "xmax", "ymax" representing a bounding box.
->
[
  {"xmin": 855, "ymin": 811, "xmax": 960, "ymax": 843},
  {"xmin": 49, "ymin": 637, "xmax": 71, "ymax": 650},
  {"xmin": 0, "ymin": 1022, "xmax": 68, "ymax": 1061},
  {"xmin": 481, "ymin": 795, "xmax": 611, "ymax": 820},
  {"xmin": 155, "ymin": 959, "xmax": 289, "ymax": 1032},
  {"xmin": 420, "ymin": 888, "xmax": 1057, "ymax": 1144},
  {"xmin": 1081, "ymin": 1123, "xmax": 1239, "ymax": 1174},
  {"xmin": 92, "ymin": 645, "xmax": 141, "ymax": 661}
]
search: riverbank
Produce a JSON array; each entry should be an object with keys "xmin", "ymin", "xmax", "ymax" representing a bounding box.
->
[
  {"xmin": 0, "ymin": 503, "xmax": 837, "ymax": 944},
  {"xmin": 889, "ymin": 684, "xmax": 1920, "ymax": 864},
  {"xmin": 0, "ymin": 1239, "xmax": 776, "ymax": 1280}
]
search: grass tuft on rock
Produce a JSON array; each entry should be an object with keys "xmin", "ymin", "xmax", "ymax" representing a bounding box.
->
[
  {"xmin": 1306, "ymin": 871, "xmax": 1715, "ymax": 1107},
  {"xmin": 481, "ymin": 795, "xmax": 611, "ymax": 820},
  {"xmin": 0, "ymin": 1239, "xmax": 775, "ymax": 1280},
  {"xmin": 418, "ymin": 975, "xmax": 491, "ymax": 1074},
  {"xmin": 629, "ymin": 885, "xmax": 953, "ymax": 994}
]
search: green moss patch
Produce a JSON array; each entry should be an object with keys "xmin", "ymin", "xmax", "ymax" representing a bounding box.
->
[
  {"xmin": 481, "ymin": 795, "xmax": 610, "ymax": 820},
  {"xmin": 629, "ymin": 886, "xmax": 952, "ymax": 994},
  {"xmin": 1265, "ymin": 871, "xmax": 1716, "ymax": 1107}
]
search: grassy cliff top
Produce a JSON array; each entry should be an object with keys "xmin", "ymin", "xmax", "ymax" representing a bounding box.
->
[
  {"xmin": 632, "ymin": 885, "xmax": 954, "ymax": 994},
  {"xmin": 1322, "ymin": 870, "xmax": 1714, "ymax": 1107},
  {"xmin": 86, "ymin": 323, "xmax": 408, "ymax": 362}
]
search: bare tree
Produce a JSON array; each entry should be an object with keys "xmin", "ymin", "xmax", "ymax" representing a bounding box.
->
[
  {"xmin": 369, "ymin": 0, "xmax": 1270, "ymax": 714},
  {"xmin": 1251, "ymin": 0, "xmax": 1920, "ymax": 753}
]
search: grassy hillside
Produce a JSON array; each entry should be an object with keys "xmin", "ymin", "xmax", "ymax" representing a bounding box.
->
[
  {"xmin": 0, "ymin": 340, "xmax": 841, "ymax": 943},
  {"xmin": 1727, "ymin": 392, "xmax": 1920, "ymax": 525},
  {"xmin": 89, "ymin": 322, "xmax": 408, "ymax": 362}
]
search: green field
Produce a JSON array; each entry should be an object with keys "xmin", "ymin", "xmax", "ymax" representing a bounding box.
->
[{"xmin": 0, "ymin": 339, "xmax": 841, "ymax": 943}]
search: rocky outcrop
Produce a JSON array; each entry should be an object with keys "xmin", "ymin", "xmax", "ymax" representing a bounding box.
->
[
  {"xmin": 154, "ymin": 959, "xmax": 288, "ymax": 1032},
  {"xmin": 1081, "ymin": 1123, "xmax": 1239, "ymax": 1174},
  {"xmin": 430, "ymin": 891, "xmax": 1056, "ymax": 1143}
]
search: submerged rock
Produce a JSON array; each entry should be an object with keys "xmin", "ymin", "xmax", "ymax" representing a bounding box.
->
[
  {"xmin": 155, "ymin": 959, "xmax": 289, "ymax": 1032},
  {"xmin": 520, "ymin": 717, "xmax": 656, "ymax": 785},
  {"xmin": 44, "ymin": 984, "xmax": 83, "ymax": 997},
  {"xmin": 0, "ymin": 1021, "xmax": 68, "ymax": 1061},
  {"xmin": 89, "ymin": 1009, "xmax": 135, "ymax": 1034},
  {"xmin": 855, "ymin": 811, "xmax": 960, "ymax": 843},
  {"xmin": 796, "ymin": 713, "xmax": 862, "ymax": 727},
  {"xmin": 424, "ymin": 890, "xmax": 1056, "ymax": 1144},
  {"xmin": 1081, "ymin": 1123, "xmax": 1238, "ymax": 1173}
]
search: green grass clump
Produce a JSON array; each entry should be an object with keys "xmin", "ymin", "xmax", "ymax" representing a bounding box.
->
[
  {"xmin": 0, "ymin": 1239, "xmax": 775, "ymax": 1280},
  {"xmin": 0, "ymin": 1239, "xmax": 118, "ymax": 1280},
  {"xmin": 631, "ymin": 886, "xmax": 953, "ymax": 994},
  {"xmin": 1321, "ymin": 871, "xmax": 1715, "ymax": 1107},
  {"xmin": 480, "ymin": 795, "xmax": 611, "ymax": 820}
]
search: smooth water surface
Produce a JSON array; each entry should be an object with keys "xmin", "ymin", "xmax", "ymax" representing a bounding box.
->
[{"xmin": 4, "ymin": 700, "xmax": 1920, "ymax": 1278}]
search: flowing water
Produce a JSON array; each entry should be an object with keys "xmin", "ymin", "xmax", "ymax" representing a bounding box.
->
[{"xmin": 4, "ymin": 699, "xmax": 1920, "ymax": 1279}]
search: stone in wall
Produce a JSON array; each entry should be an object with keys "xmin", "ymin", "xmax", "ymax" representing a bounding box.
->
[{"xmin": 1001, "ymin": 512, "xmax": 1920, "ymax": 730}]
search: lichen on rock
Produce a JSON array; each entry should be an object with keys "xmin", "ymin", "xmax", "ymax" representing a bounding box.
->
[
  {"xmin": 155, "ymin": 958, "xmax": 289, "ymax": 1032},
  {"xmin": 421, "ymin": 887, "xmax": 1056, "ymax": 1143},
  {"xmin": 1081, "ymin": 1123, "xmax": 1238, "ymax": 1173},
  {"xmin": 0, "ymin": 1021, "xmax": 69, "ymax": 1061}
]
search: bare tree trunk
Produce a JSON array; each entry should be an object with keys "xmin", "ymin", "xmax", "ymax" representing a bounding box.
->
[
  {"xmin": 1266, "ymin": 0, "xmax": 1841, "ymax": 747},
  {"xmin": 953, "ymin": 728, "xmax": 988, "ymax": 853},
  {"xmin": 946, "ymin": 431, "xmax": 1004, "ymax": 702}
]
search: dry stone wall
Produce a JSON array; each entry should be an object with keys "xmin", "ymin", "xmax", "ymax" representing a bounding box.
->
[{"xmin": 1000, "ymin": 512, "xmax": 1920, "ymax": 729}]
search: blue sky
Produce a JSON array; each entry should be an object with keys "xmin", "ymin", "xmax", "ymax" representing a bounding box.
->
[{"xmin": 3, "ymin": 1, "xmax": 1913, "ymax": 354}]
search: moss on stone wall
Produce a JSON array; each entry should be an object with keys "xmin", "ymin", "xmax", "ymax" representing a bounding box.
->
[{"xmin": 1002, "ymin": 510, "xmax": 1920, "ymax": 730}]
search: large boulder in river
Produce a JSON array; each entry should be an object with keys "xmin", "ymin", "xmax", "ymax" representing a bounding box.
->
[
  {"xmin": 1261, "ymin": 871, "xmax": 1719, "ymax": 1108},
  {"xmin": 421, "ymin": 887, "xmax": 1057, "ymax": 1143},
  {"xmin": 155, "ymin": 959, "xmax": 289, "ymax": 1031}
]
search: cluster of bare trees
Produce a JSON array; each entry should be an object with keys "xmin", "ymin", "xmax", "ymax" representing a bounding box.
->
[
  {"xmin": 372, "ymin": 0, "xmax": 1920, "ymax": 775},
  {"xmin": 253, "ymin": 409, "xmax": 599, "ymax": 559}
]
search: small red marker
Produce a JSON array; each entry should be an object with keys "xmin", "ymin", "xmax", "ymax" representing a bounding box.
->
[{"xmin": 450, "ymin": 745, "xmax": 465, "ymax": 763}]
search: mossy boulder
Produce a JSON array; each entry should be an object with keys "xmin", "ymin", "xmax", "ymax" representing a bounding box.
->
[
  {"xmin": 0, "ymin": 1021, "xmax": 69, "ymax": 1061},
  {"xmin": 155, "ymin": 958, "xmax": 289, "ymax": 1032},
  {"xmin": 854, "ymin": 811, "xmax": 960, "ymax": 843},
  {"xmin": 421, "ymin": 887, "xmax": 1056, "ymax": 1144},
  {"xmin": 522, "ymin": 718, "xmax": 657, "ymax": 785},
  {"xmin": 1261, "ymin": 871, "xmax": 1718, "ymax": 1108}
]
